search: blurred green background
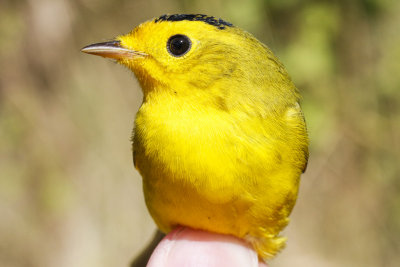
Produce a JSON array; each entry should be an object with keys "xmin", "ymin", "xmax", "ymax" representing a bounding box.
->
[{"xmin": 1, "ymin": 0, "xmax": 399, "ymax": 266}]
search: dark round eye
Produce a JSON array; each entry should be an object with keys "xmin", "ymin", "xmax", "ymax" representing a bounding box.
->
[{"xmin": 167, "ymin": 34, "xmax": 191, "ymax": 57}]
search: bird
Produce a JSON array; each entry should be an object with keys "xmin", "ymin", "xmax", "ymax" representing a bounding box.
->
[{"xmin": 82, "ymin": 14, "xmax": 309, "ymax": 262}]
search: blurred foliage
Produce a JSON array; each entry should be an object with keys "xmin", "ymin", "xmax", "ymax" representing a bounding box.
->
[{"xmin": 0, "ymin": 0, "xmax": 399, "ymax": 266}]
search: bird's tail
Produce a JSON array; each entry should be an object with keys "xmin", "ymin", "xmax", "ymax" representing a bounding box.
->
[{"xmin": 246, "ymin": 233, "xmax": 287, "ymax": 261}]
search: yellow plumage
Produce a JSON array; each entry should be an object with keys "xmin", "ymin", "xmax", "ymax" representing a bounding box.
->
[{"xmin": 82, "ymin": 14, "xmax": 308, "ymax": 261}]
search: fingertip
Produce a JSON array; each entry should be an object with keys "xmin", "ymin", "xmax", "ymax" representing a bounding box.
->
[{"xmin": 147, "ymin": 227, "xmax": 262, "ymax": 267}]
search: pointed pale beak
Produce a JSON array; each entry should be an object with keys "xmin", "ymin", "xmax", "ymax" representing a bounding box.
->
[{"xmin": 81, "ymin": 40, "xmax": 147, "ymax": 59}]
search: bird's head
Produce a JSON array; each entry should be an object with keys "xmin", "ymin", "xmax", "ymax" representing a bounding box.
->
[{"xmin": 82, "ymin": 14, "xmax": 296, "ymax": 110}]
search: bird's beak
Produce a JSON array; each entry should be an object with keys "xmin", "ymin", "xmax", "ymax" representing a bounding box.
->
[{"xmin": 81, "ymin": 40, "xmax": 147, "ymax": 59}]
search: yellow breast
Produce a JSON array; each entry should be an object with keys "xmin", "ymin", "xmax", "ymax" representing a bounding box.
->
[{"xmin": 133, "ymin": 89, "xmax": 307, "ymax": 259}]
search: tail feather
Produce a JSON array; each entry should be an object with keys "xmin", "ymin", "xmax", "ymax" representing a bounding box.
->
[{"xmin": 246, "ymin": 234, "xmax": 286, "ymax": 261}]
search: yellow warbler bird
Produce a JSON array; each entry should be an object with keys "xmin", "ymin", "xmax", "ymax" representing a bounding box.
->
[{"xmin": 82, "ymin": 14, "xmax": 308, "ymax": 261}]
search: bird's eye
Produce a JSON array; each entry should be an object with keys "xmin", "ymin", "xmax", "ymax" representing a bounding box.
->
[{"xmin": 167, "ymin": 34, "xmax": 191, "ymax": 57}]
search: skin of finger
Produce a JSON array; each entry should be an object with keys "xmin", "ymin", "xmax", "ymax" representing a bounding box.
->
[{"xmin": 146, "ymin": 227, "xmax": 267, "ymax": 267}]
